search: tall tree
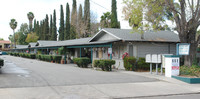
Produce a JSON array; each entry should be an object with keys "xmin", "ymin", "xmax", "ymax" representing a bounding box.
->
[
  {"xmin": 25, "ymin": 32, "xmax": 39, "ymax": 43},
  {"xmin": 100, "ymin": 12, "xmax": 111, "ymax": 28},
  {"xmin": 51, "ymin": 10, "xmax": 57, "ymax": 41},
  {"xmin": 78, "ymin": 4, "xmax": 84, "ymax": 38},
  {"xmin": 123, "ymin": 0, "xmax": 169, "ymax": 31},
  {"xmin": 27, "ymin": 12, "xmax": 34, "ymax": 32},
  {"xmin": 123, "ymin": 0, "xmax": 200, "ymax": 66},
  {"xmin": 111, "ymin": 0, "xmax": 120, "ymax": 28},
  {"xmin": 9, "ymin": 19, "xmax": 17, "ymax": 48},
  {"xmin": 49, "ymin": 14, "xmax": 53, "ymax": 40},
  {"xmin": 59, "ymin": 5, "xmax": 64, "ymax": 41},
  {"xmin": 18, "ymin": 23, "xmax": 29, "ymax": 45},
  {"xmin": 36, "ymin": 21, "xmax": 40, "ymax": 37},
  {"xmin": 39, "ymin": 21, "xmax": 43, "ymax": 40},
  {"xmin": 44, "ymin": 14, "xmax": 49, "ymax": 40},
  {"xmin": 33, "ymin": 19, "xmax": 37, "ymax": 32},
  {"xmin": 71, "ymin": 0, "xmax": 77, "ymax": 31},
  {"xmin": 64, "ymin": 3, "xmax": 70, "ymax": 40},
  {"xmin": 84, "ymin": 0, "xmax": 90, "ymax": 37}
]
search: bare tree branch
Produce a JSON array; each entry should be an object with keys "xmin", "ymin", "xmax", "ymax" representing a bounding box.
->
[
  {"xmin": 180, "ymin": 0, "xmax": 187, "ymax": 31},
  {"xmin": 188, "ymin": 0, "xmax": 194, "ymax": 18},
  {"xmin": 195, "ymin": 0, "xmax": 200, "ymax": 21},
  {"xmin": 194, "ymin": 0, "xmax": 200, "ymax": 18},
  {"xmin": 165, "ymin": 0, "xmax": 181, "ymax": 33},
  {"xmin": 197, "ymin": 34, "xmax": 200, "ymax": 44}
]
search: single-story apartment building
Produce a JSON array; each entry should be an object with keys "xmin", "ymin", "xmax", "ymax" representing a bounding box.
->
[
  {"xmin": 0, "ymin": 40, "xmax": 11, "ymax": 51},
  {"xmin": 12, "ymin": 28, "xmax": 180, "ymax": 69}
]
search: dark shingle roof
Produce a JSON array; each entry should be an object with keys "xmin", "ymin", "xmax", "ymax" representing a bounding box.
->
[
  {"xmin": 16, "ymin": 45, "xmax": 28, "ymax": 49},
  {"xmin": 102, "ymin": 28, "xmax": 180, "ymax": 42},
  {"xmin": 28, "ymin": 42, "xmax": 37, "ymax": 47},
  {"xmin": 36, "ymin": 40, "xmax": 60, "ymax": 47}
]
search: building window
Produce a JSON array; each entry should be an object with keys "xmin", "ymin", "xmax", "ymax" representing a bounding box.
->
[{"xmin": 129, "ymin": 45, "xmax": 133, "ymax": 56}]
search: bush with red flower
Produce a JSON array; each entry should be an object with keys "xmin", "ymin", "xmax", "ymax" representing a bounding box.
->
[
  {"xmin": 122, "ymin": 52, "xmax": 137, "ymax": 71},
  {"xmin": 122, "ymin": 52, "xmax": 129, "ymax": 59}
]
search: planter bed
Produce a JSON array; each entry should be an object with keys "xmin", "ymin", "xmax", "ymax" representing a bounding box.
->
[{"xmin": 172, "ymin": 76, "xmax": 200, "ymax": 84}]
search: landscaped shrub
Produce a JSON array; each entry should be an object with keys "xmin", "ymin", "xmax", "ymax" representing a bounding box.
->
[
  {"xmin": 123, "ymin": 56, "xmax": 137, "ymax": 71},
  {"xmin": 93, "ymin": 60, "xmax": 100, "ymax": 67},
  {"xmin": 10, "ymin": 52, "xmax": 14, "ymax": 56},
  {"xmin": 13, "ymin": 53, "xmax": 19, "ymax": 56},
  {"xmin": 73, "ymin": 57, "xmax": 90, "ymax": 68},
  {"xmin": 180, "ymin": 65, "xmax": 200, "ymax": 77},
  {"xmin": 137, "ymin": 58, "xmax": 150, "ymax": 70},
  {"xmin": 93, "ymin": 60, "xmax": 115, "ymax": 71},
  {"xmin": 52, "ymin": 55, "xmax": 62, "ymax": 63},
  {"xmin": 42, "ymin": 55, "xmax": 52, "ymax": 62},
  {"xmin": 36, "ymin": 54, "xmax": 41, "ymax": 60},
  {"xmin": 29, "ymin": 54, "xmax": 36, "ymax": 59},
  {"xmin": 0, "ymin": 58, "xmax": 4, "ymax": 66}
]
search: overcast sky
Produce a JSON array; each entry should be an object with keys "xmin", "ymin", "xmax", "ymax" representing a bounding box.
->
[{"xmin": 0, "ymin": 0, "xmax": 131, "ymax": 40}]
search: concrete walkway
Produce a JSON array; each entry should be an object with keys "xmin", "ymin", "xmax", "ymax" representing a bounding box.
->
[{"xmin": 0, "ymin": 55, "xmax": 200, "ymax": 99}]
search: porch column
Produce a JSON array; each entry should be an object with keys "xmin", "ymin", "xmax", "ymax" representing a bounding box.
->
[
  {"xmin": 80, "ymin": 48, "xmax": 81, "ymax": 58},
  {"xmin": 110, "ymin": 43, "xmax": 112, "ymax": 60},
  {"xmin": 47, "ymin": 48, "xmax": 49, "ymax": 55},
  {"xmin": 91, "ymin": 47, "xmax": 93, "ymax": 63}
]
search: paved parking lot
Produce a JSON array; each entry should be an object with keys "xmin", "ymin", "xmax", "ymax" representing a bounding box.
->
[
  {"xmin": 1, "ymin": 55, "xmax": 199, "ymax": 99},
  {"xmin": 0, "ymin": 55, "xmax": 157, "ymax": 88}
]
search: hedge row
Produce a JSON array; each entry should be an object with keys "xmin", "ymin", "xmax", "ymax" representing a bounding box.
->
[
  {"xmin": 0, "ymin": 58, "xmax": 4, "ymax": 67},
  {"xmin": 123, "ymin": 57, "xmax": 149, "ymax": 71},
  {"xmin": 9, "ymin": 52, "xmax": 62, "ymax": 63},
  {"xmin": 73, "ymin": 57, "xmax": 90, "ymax": 68},
  {"xmin": 94, "ymin": 60, "xmax": 115, "ymax": 71},
  {"xmin": 9, "ymin": 52, "xmax": 36, "ymax": 59},
  {"xmin": 36, "ymin": 54, "xmax": 62, "ymax": 63}
]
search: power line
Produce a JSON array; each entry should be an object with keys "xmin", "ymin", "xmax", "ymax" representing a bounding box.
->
[{"xmin": 90, "ymin": 0, "xmax": 110, "ymax": 11}]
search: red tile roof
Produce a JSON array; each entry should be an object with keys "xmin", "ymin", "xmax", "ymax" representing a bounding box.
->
[{"xmin": 0, "ymin": 40, "xmax": 11, "ymax": 44}]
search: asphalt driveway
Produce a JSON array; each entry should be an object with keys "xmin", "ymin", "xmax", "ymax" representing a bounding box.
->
[{"xmin": 0, "ymin": 55, "xmax": 157, "ymax": 88}]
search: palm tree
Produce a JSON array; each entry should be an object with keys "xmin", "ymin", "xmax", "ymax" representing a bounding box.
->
[
  {"xmin": 27, "ymin": 12, "xmax": 34, "ymax": 32},
  {"xmin": 9, "ymin": 19, "xmax": 17, "ymax": 48}
]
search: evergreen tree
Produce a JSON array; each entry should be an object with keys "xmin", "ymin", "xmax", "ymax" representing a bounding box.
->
[
  {"xmin": 70, "ymin": 25, "xmax": 76, "ymax": 39},
  {"xmin": 51, "ymin": 9, "xmax": 57, "ymax": 41},
  {"xmin": 59, "ymin": 5, "xmax": 64, "ymax": 41},
  {"xmin": 111, "ymin": 0, "xmax": 120, "ymax": 28},
  {"xmin": 36, "ymin": 21, "xmax": 40, "ymax": 37},
  {"xmin": 44, "ymin": 14, "xmax": 49, "ymax": 40},
  {"xmin": 84, "ymin": 0, "xmax": 90, "ymax": 37},
  {"xmin": 49, "ymin": 14, "xmax": 53, "ymax": 40},
  {"xmin": 71, "ymin": 0, "xmax": 77, "ymax": 28},
  {"xmin": 42, "ymin": 20, "xmax": 45, "ymax": 40},
  {"xmin": 78, "ymin": 4, "xmax": 83, "ymax": 38},
  {"xmin": 64, "ymin": 3, "xmax": 70, "ymax": 40},
  {"xmin": 33, "ymin": 19, "xmax": 36, "ymax": 32}
]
